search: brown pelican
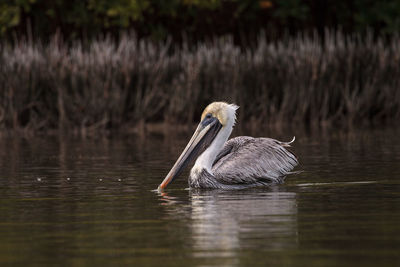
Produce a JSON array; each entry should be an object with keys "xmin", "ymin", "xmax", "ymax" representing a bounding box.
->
[{"xmin": 158, "ymin": 102, "xmax": 298, "ymax": 190}]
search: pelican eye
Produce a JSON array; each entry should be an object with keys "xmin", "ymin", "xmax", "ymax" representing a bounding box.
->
[{"xmin": 201, "ymin": 113, "xmax": 215, "ymax": 127}]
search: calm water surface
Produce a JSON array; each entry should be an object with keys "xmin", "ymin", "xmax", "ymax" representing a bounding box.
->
[{"xmin": 0, "ymin": 128, "xmax": 399, "ymax": 266}]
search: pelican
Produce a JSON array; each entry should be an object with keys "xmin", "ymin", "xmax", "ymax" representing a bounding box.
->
[{"xmin": 158, "ymin": 102, "xmax": 298, "ymax": 190}]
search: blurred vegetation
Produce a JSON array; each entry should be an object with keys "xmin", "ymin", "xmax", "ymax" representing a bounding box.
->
[
  {"xmin": 1, "ymin": 32, "xmax": 399, "ymax": 134},
  {"xmin": 1, "ymin": 0, "xmax": 400, "ymax": 42},
  {"xmin": 1, "ymin": 1, "xmax": 400, "ymax": 134}
]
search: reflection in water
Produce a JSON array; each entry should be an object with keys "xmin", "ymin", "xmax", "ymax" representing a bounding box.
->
[
  {"xmin": 0, "ymin": 128, "xmax": 399, "ymax": 266},
  {"xmin": 160, "ymin": 188, "xmax": 298, "ymax": 264}
]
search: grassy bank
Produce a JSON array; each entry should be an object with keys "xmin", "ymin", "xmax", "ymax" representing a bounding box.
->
[{"xmin": 1, "ymin": 31, "xmax": 399, "ymax": 135}]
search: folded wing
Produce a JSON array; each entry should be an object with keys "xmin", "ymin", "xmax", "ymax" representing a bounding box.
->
[{"xmin": 212, "ymin": 136, "xmax": 298, "ymax": 186}]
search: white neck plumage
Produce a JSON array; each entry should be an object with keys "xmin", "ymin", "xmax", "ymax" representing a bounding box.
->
[{"xmin": 192, "ymin": 118, "xmax": 234, "ymax": 173}]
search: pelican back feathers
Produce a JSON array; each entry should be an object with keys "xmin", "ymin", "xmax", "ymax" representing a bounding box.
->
[{"xmin": 189, "ymin": 136, "xmax": 298, "ymax": 189}]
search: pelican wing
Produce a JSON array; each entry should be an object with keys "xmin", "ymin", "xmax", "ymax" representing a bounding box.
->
[{"xmin": 212, "ymin": 136, "xmax": 298, "ymax": 186}]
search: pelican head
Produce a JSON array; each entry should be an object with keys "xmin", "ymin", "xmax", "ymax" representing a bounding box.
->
[{"xmin": 158, "ymin": 102, "xmax": 238, "ymax": 189}]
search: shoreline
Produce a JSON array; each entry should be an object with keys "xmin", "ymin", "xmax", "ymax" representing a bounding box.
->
[{"xmin": 0, "ymin": 121, "xmax": 398, "ymax": 138}]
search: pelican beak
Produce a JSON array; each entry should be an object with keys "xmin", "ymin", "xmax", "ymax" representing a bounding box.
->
[{"xmin": 158, "ymin": 117, "xmax": 222, "ymax": 190}]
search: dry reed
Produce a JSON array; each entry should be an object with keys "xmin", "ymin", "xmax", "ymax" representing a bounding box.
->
[{"xmin": 0, "ymin": 31, "xmax": 399, "ymax": 134}]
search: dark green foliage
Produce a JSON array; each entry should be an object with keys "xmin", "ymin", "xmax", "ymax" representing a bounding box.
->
[
  {"xmin": 0, "ymin": 31, "xmax": 399, "ymax": 133},
  {"xmin": 1, "ymin": 1, "xmax": 400, "ymax": 42}
]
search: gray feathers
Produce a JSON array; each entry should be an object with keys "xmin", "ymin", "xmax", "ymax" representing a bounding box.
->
[{"xmin": 189, "ymin": 136, "xmax": 298, "ymax": 189}]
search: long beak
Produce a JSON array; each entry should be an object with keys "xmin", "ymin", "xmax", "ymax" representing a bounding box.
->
[{"xmin": 158, "ymin": 118, "xmax": 222, "ymax": 190}]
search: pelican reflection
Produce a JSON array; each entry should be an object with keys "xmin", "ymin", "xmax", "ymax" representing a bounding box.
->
[{"xmin": 159, "ymin": 188, "xmax": 298, "ymax": 262}]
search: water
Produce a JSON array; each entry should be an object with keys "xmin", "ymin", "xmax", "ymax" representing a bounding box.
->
[{"xmin": 0, "ymin": 128, "xmax": 399, "ymax": 266}]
